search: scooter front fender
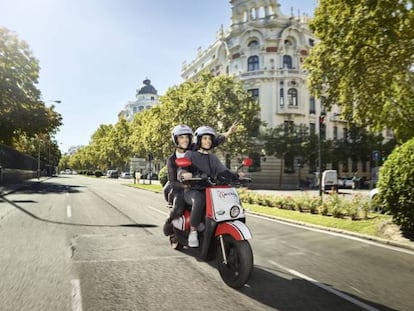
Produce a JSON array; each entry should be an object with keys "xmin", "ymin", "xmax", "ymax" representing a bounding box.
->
[{"xmin": 215, "ymin": 220, "xmax": 252, "ymax": 241}]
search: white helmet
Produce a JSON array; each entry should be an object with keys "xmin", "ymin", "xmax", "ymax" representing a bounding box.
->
[
  {"xmin": 194, "ymin": 126, "xmax": 216, "ymax": 149},
  {"xmin": 171, "ymin": 124, "xmax": 193, "ymax": 147}
]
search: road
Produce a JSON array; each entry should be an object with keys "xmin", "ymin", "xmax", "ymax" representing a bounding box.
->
[{"xmin": 0, "ymin": 175, "xmax": 413, "ymax": 311}]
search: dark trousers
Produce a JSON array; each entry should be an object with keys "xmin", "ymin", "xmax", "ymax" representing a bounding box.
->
[
  {"xmin": 184, "ymin": 189, "xmax": 205, "ymax": 227},
  {"xmin": 169, "ymin": 190, "xmax": 186, "ymax": 220}
]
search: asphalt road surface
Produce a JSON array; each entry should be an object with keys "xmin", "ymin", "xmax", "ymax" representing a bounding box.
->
[{"xmin": 0, "ymin": 175, "xmax": 413, "ymax": 311}]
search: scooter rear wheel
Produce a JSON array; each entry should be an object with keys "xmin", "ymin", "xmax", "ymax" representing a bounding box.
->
[{"xmin": 217, "ymin": 235, "xmax": 253, "ymax": 288}]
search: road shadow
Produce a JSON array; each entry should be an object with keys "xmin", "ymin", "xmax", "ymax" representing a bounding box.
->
[
  {"xmin": 237, "ymin": 265, "xmax": 397, "ymax": 311},
  {"xmin": 177, "ymin": 247, "xmax": 397, "ymax": 310},
  {"xmin": 10, "ymin": 180, "xmax": 82, "ymax": 195}
]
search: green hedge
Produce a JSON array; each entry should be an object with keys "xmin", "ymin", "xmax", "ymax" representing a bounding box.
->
[{"xmin": 378, "ymin": 138, "xmax": 414, "ymax": 231}]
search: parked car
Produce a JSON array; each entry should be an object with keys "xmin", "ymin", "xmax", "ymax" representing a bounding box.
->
[
  {"xmin": 343, "ymin": 177, "xmax": 354, "ymax": 189},
  {"xmin": 106, "ymin": 170, "xmax": 119, "ymax": 178},
  {"xmin": 322, "ymin": 170, "xmax": 338, "ymax": 192},
  {"xmin": 120, "ymin": 172, "xmax": 132, "ymax": 179},
  {"xmin": 369, "ymin": 188, "xmax": 384, "ymax": 212},
  {"xmin": 370, "ymin": 188, "xmax": 379, "ymax": 200}
]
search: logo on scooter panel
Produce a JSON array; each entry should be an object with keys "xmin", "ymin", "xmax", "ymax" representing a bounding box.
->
[{"xmin": 217, "ymin": 190, "xmax": 238, "ymax": 200}]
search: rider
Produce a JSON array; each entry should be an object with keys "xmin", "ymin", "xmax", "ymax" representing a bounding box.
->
[
  {"xmin": 163, "ymin": 122, "xmax": 238, "ymax": 236},
  {"xmin": 177, "ymin": 126, "xmax": 243, "ymax": 247}
]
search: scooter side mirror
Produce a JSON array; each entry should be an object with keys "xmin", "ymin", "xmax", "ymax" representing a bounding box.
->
[
  {"xmin": 242, "ymin": 157, "xmax": 253, "ymax": 167},
  {"xmin": 176, "ymin": 157, "xmax": 192, "ymax": 168}
]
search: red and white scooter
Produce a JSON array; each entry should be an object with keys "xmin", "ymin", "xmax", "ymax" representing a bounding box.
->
[{"xmin": 167, "ymin": 157, "xmax": 254, "ymax": 288}]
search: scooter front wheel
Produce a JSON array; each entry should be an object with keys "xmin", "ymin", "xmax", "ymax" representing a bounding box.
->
[{"xmin": 217, "ymin": 235, "xmax": 253, "ymax": 288}]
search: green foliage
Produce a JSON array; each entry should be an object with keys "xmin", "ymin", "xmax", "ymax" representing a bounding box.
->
[
  {"xmin": 0, "ymin": 27, "xmax": 62, "ymax": 146},
  {"xmin": 306, "ymin": 0, "xmax": 414, "ymax": 142},
  {"xmin": 377, "ymin": 138, "xmax": 414, "ymax": 231},
  {"xmin": 158, "ymin": 166, "xmax": 168, "ymax": 186},
  {"xmin": 129, "ymin": 73, "xmax": 262, "ymax": 160},
  {"xmin": 237, "ymin": 189, "xmax": 374, "ymax": 221}
]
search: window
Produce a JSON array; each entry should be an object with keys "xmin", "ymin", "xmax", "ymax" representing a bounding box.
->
[
  {"xmin": 248, "ymin": 55, "xmax": 259, "ymax": 71},
  {"xmin": 342, "ymin": 160, "xmax": 349, "ymax": 173},
  {"xmin": 309, "ymin": 38, "xmax": 314, "ymax": 47},
  {"xmin": 138, "ymin": 106, "xmax": 144, "ymax": 111},
  {"xmin": 283, "ymin": 55, "xmax": 292, "ymax": 69},
  {"xmin": 309, "ymin": 96, "xmax": 315, "ymax": 114},
  {"xmin": 284, "ymin": 120, "xmax": 294, "ymax": 133},
  {"xmin": 248, "ymin": 40, "xmax": 259, "ymax": 48},
  {"xmin": 309, "ymin": 123, "xmax": 315, "ymax": 135},
  {"xmin": 343, "ymin": 128, "xmax": 348, "ymax": 141},
  {"xmin": 287, "ymin": 88, "xmax": 298, "ymax": 106},
  {"xmin": 280, "ymin": 88, "xmax": 284, "ymax": 106},
  {"xmin": 333, "ymin": 126, "xmax": 338, "ymax": 140},
  {"xmin": 248, "ymin": 88, "xmax": 259, "ymax": 101},
  {"xmin": 352, "ymin": 157, "xmax": 358, "ymax": 172}
]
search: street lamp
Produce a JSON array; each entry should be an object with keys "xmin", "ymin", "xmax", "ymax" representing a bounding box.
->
[{"xmin": 318, "ymin": 113, "xmax": 326, "ymax": 197}]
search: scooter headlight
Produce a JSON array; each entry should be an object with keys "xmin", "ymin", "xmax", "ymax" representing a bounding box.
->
[{"xmin": 230, "ymin": 205, "xmax": 241, "ymax": 218}]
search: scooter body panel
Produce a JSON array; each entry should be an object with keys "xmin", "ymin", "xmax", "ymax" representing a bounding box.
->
[{"xmin": 215, "ymin": 220, "xmax": 252, "ymax": 241}]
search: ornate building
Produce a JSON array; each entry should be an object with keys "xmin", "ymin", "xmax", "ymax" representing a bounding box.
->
[
  {"xmin": 181, "ymin": 0, "xmax": 350, "ymax": 188},
  {"xmin": 121, "ymin": 78, "xmax": 159, "ymax": 122}
]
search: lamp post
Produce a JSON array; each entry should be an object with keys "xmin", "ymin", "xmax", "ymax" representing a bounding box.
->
[
  {"xmin": 37, "ymin": 137, "xmax": 41, "ymax": 181},
  {"xmin": 318, "ymin": 113, "xmax": 326, "ymax": 197}
]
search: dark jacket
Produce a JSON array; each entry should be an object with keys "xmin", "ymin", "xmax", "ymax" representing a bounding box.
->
[
  {"xmin": 167, "ymin": 135, "xmax": 226, "ymax": 191},
  {"xmin": 177, "ymin": 150, "xmax": 239, "ymax": 182}
]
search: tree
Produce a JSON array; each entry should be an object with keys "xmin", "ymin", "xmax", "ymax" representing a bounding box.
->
[
  {"xmin": 262, "ymin": 124, "xmax": 314, "ymax": 186},
  {"xmin": 0, "ymin": 27, "xmax": 62, "ymax": 146},
  {"xmin": 129, "ymin": 73, "xmax": 261, "ymax": 160},
  {"xmin": 305, "ymin": 0, "xmax": 414, "ymax": 142}
]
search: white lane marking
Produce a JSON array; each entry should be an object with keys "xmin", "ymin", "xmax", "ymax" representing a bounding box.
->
[
  {"xmin": 66, "ymin": 192, "xmax": 69, "ymax": 197},
  {"xmin": 70, "ymin": 279, "xmax": 83, "ymax": 311},
  {"xmin": 268, "ymin": 260, "xmax": 380, "ymax": 311},
  {"xmin": 67, "ymin": 205, "xmax": 72, "ymax": 218},
  {"xmin": 73, "ymin": 255, "xmax": 186, "ymax": 264},
  {"xmin": 248, "ymin": 212, "xmax": 414, "ymax": 255},
  {"xmin": 147, "ymin": 205, "xmax": 169, "ymax": 216}
]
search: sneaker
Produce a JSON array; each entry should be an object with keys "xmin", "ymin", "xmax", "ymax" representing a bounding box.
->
[{"xmin": 188, "ymin": 230, "xmax": 199, "ymax": 248}]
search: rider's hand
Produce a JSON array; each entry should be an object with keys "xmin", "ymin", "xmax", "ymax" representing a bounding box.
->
[
  {"xmin": 182, "ymin": 172, "xmax": 193, "ymax": 180},
  {"xmin": 238, "ymin": 172, "xmax": 246, "ymax": 178}
]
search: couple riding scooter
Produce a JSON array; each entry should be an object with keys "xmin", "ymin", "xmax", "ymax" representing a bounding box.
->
[{"xmin": 163, "ymin": 123, "xmax": 239, "ymax": 247}]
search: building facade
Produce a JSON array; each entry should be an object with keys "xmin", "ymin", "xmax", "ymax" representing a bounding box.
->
[
  {"xmin": 181, "ymin": 0, "xmax": 354, "ymax": 188},
  {"xmin": 121, "ymin": 78, "xmax": 159, "ymax": 122}
]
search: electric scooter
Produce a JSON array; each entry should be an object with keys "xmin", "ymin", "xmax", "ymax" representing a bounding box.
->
[{"xmin": 167, "ymin": 157, "xmax": 254, "ymax": 288}]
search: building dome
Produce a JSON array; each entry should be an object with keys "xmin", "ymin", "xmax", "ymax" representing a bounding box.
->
[{"xmin": 137, "ymin": 78, "xmax": 158, "ymax": 95}]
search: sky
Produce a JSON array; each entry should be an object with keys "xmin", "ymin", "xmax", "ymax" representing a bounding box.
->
[{"xmin": 0, "ymin": 0, "xmax": 316, "ymax": 153}]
